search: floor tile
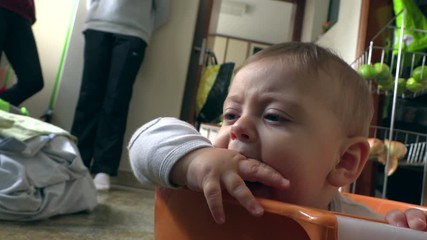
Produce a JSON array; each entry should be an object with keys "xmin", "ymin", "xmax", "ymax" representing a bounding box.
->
[{"xmin": 0, "ymin": 186, "xmax": 155, "ymax": 240}]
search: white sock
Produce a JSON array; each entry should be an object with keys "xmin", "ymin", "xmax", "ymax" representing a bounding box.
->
[{"xmin": 93, "ymin": 173, "xmax": 110, "ymax": 191}]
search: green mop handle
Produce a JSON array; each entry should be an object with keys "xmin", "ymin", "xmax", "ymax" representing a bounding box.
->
[{"xmin": 42, "ymin": 0, "xmax": 79, "ymax": 122}]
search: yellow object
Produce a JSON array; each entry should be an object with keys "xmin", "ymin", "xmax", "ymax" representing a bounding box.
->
[
  {"xmin": 196, "ymin": 64, "xmax": 221, "ymax": 114},
  {"xmin": 368, "ymin": 138, "xmax": 408, "ymax": 176}
]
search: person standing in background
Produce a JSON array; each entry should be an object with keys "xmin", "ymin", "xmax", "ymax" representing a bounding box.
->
[
  {"xmin": 71, "ymin": 0, "xmax": 170, "ymax": 191},
  {"xmin": 0, "ymin": 0, "xmax": 44, "ymax": 106}
]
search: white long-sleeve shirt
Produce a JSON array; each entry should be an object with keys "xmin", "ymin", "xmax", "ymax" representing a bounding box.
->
[
  {"xmin": 127, "ymin": 117, "xmax": 383, "ymax": 220},
  {"xmin": 128, "ymin": 117, "xmax": 212, "ymax": 188},
  {"xmin": 85, "ymin": 0, "xmax": 170, "ymax": 44}
]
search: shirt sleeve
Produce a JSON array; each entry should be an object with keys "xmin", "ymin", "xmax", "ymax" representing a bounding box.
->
[
  {"xmin": 330, "ymin": 193, "xmax": 384, "ymax": 220},
  {"xmin": 153, "ymin": 0, "xmax": 170, "ymax": 30},
  {"xmin": 127, "ymin": 117, "xmax": 212, "ymax": 188},
  {"xmin": 86, "ymin": 0, "xmax": 94, "ymax": 11}
]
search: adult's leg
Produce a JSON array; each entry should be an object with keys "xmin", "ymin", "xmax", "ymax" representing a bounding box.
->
[
  {"xmin": 0, "ymin": 8, "xmax": 8, "ymax": 62},
  {"xmin": 71, "ymin": 30, "xmax": 113, "ymax": 168},
  {"xmin": 91, "ymin": 34, "xmax": 147, "ymax": 176},
  {"xmin": 0, "ymin": 9, "xmax": 43, "ymax": 106}
]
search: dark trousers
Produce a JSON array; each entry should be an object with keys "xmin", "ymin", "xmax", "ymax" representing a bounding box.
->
[
  {"xmin": 71, "ymin": 30, "xmax": 147, "ymax": 176},
  {"xmin": 0, "ymin": 8, "xmax": 43, "ymax": 106}
]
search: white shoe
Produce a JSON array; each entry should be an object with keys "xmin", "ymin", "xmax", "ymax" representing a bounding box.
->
[{"xmin": 93, "ymin": 173, "xmax": 110, "ymax": 191}]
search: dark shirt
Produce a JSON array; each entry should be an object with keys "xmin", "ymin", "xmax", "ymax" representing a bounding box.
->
[{"xmin": 0, "ymin": 0, "xmax": 36, "ymax": 24}]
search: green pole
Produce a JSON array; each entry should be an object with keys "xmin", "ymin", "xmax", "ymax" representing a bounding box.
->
[{"xmin": 42, "ymin": 0, "xmax": 79, "ymax": 122}]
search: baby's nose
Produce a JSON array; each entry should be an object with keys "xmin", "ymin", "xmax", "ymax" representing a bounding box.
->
[
  {"xmin": 230, "ymin": 118, "xmax": 255, "ymax": 142},
  {"xmin": 230, "ymin": 130, "xmax": 250, "ymax": 140}
]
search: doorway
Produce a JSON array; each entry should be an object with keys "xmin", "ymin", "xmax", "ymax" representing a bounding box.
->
[{"xmin": 180, "ymin": 0, "xmax": 306, "ymax": 124}]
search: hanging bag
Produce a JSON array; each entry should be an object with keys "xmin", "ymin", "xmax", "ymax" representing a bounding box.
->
[
  {"xmin": 196, "ymin": 51, "xmax": 235, "ymax": 124},
  {"xmin": 196, "ymin": 52, "xmax": 220, "ymax": 114}
]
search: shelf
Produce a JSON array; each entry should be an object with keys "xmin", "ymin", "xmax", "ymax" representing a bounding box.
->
[
  {"xmin": 353, "ymin": 7, "xmax": 427, "ymax": 204},
  {"xmin": 352, "ymin": 46, "xmax": 427, "ymax": 98}
]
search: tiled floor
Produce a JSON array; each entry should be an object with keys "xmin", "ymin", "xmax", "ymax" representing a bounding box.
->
[{"xmin": 0, "ymin": 186, "xmax": 155, "ymax": 240}]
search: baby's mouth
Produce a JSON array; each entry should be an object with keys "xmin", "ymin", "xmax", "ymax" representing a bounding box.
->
[{"xmin": 245, "ymin": 181, "xmax": 272, "ymax": 199}]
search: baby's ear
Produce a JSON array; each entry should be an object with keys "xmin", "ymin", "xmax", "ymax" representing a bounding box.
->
[{"xmin": 327, "ymin": 137, "xmax": 370, "ymax": 187}]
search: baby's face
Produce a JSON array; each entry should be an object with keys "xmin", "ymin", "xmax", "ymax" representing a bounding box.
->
[{"xmin": 214, "ymin": 59, "xmax": 346, "ymax": 209}]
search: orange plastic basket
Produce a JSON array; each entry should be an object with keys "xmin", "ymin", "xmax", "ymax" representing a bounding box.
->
[{"xmin": 154, "ymin": 188, "xmax": 427, "ymax": 240}]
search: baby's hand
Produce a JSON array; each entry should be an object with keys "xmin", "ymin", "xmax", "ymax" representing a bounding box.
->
[
  {"xmin": 385, "ymin": 208, "xmax": 427, "ymax": 231},
  {"xmin": 170, "ymin": 147, "xmax": 290, "ymax": 224}
]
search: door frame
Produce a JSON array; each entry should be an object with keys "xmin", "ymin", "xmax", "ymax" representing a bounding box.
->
[{"xmin": 180, "ymin": 0, "xmax": 217, "ymax": 124}]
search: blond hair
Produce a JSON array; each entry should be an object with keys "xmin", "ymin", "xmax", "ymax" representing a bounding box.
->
[{"xmin": 238, "ymin": 42, "xmax": 374, "ymax": 137}]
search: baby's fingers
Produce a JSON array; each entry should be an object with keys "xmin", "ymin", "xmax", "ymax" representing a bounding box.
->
[
  {"xmin": 203, "ymin": 181, "xmax": 226, "ymax": 224},
  {"xmin": 239, "ymin": 159, "xmax": 290, "ymax": 189},
  {"xmin": 222, "ymin": 173, "xmax": 264, "ymax": 218},
  {"xmin": 386, "ymin": 209, "xmax": 427, "ymax": 231},
  {"xmin": 385, "ymin": 210, "xmax": 409, "ymax": 228},
  {"xmin": 405, "ymin": 209, "xmax": 427, "ymax": 231}
]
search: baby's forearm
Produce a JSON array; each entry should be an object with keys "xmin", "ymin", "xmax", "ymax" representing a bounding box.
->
[
  {"xmin": 170, "ymin": 148, "xmax": 210, "ymax": 187},
  {"xmin": 128, "ymin": 117, "xmax": 212, "ymax": 188}
]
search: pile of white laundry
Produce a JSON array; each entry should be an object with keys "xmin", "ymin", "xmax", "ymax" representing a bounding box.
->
[{"xmin": 0, "ymin": 110, "xmax": 97, "ymax": 221}]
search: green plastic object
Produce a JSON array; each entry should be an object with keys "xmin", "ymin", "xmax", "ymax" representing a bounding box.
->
[
  {"xmin": 20, "ymin": 107, "xmax": 29, "ymax": 116},
  {"xmin": 0, "ymin": 98, "xmax": 10, "ymax": 112},
  {"xmin": 393, "ymin": 0, "xmax": 427, "ymax": 53},
  {"xmin": 0, "ymin": 98, "xmax": 30, "ymax": 116}
]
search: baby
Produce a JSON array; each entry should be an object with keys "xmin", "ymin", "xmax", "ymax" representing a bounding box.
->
[{"xmin": 128, "ymin": 42, "xmax": 427, "ymax": 230}]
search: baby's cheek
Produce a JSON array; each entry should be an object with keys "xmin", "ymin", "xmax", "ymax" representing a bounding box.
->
[
  {"xmin": 212, "ymin": 130, "xmax": 230, "ymax": 148},
  {"xmin": 262, "ymin": 146, "xmax": 295, "ymax": 169}
]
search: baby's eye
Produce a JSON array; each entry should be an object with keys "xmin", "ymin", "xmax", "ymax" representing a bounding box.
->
[
  {"xmin": 223, "ymin": 112, "xmax": 239, "ymax": 121},
  {"xmin": 264, "ymin": 113, "xmax": 286, "ymax": 123}
]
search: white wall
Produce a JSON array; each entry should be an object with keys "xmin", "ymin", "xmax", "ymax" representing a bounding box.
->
[
  {"xmin": 214, "ymin": 0, "xmax": 362, "ymax": 64},
  {"xmin": 300, "ymin": 0, "xmax": 330, "ymax": 43},
  {"xmin": 314, "ymin": 0, "xmax": 363, "ymax": 64},
  {"xmin": 216, "ymin": 0, "xmax": 295, "ymax": 43},
  {"xmin": 122, "ymin": 1, "xmax": 199, "ymax": 172},
  {"xmin": 52, "ymin": 0, "xmax": 200, "ymax": 173},
  {"xmin": 50, "ymin": 0, "xmax": 86, "ymax": 130}
]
